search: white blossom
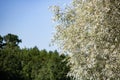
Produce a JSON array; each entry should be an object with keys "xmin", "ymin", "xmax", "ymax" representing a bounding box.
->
[{"xmin": 52, "ymin": 0, "xmax": 120, "ymax": 80}]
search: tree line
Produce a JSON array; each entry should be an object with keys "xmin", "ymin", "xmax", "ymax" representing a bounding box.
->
[{"xmin": 0, "ymin": 33, "xmax": 71, "ymax": 80}]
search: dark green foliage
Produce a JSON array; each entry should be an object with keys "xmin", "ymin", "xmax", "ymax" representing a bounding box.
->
[
  {"xmin": 0, "ymin": 35, "xmax": 3, "ymax": 48},
  {"xmin": 3, "ymin": 33, "xmax": 22, "ymax": 48},
  {"xmin": 0, "ymin": 48, "xmax": 23, "ymax": 80},
  {"xmin": 0, "ymin": 34, "xmax": 71, "ymax": 80}
]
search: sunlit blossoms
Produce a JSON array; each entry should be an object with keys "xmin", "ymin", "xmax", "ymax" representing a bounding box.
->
[{"xmin": 52, "ymin": 0, "xmax": 120, "ymax": 80}]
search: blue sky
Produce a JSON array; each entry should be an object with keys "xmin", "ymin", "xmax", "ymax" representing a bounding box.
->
[{"xmin": 0, "ymin": 0, "xmax": 71, "ymax": 51}]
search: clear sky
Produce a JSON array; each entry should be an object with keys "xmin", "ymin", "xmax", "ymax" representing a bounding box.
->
[{"xmin": 0, "ymin": 0, "xmax": 71, "ymax": 51}]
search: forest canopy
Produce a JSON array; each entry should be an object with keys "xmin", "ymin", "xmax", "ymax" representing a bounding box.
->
[{"xmin": 0, "ymin": 33, "xmax": 71, "ymax": 80}]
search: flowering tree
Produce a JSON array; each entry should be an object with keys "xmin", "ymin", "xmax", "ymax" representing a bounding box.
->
[{"xmin": 52, "ymin": 0, "xmax": 120, "ymax": 80}]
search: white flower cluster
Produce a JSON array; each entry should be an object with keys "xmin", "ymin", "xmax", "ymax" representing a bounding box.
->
[{"xmin": 52, "ymin": 0, "xmax": 120, "ymax": 80}]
